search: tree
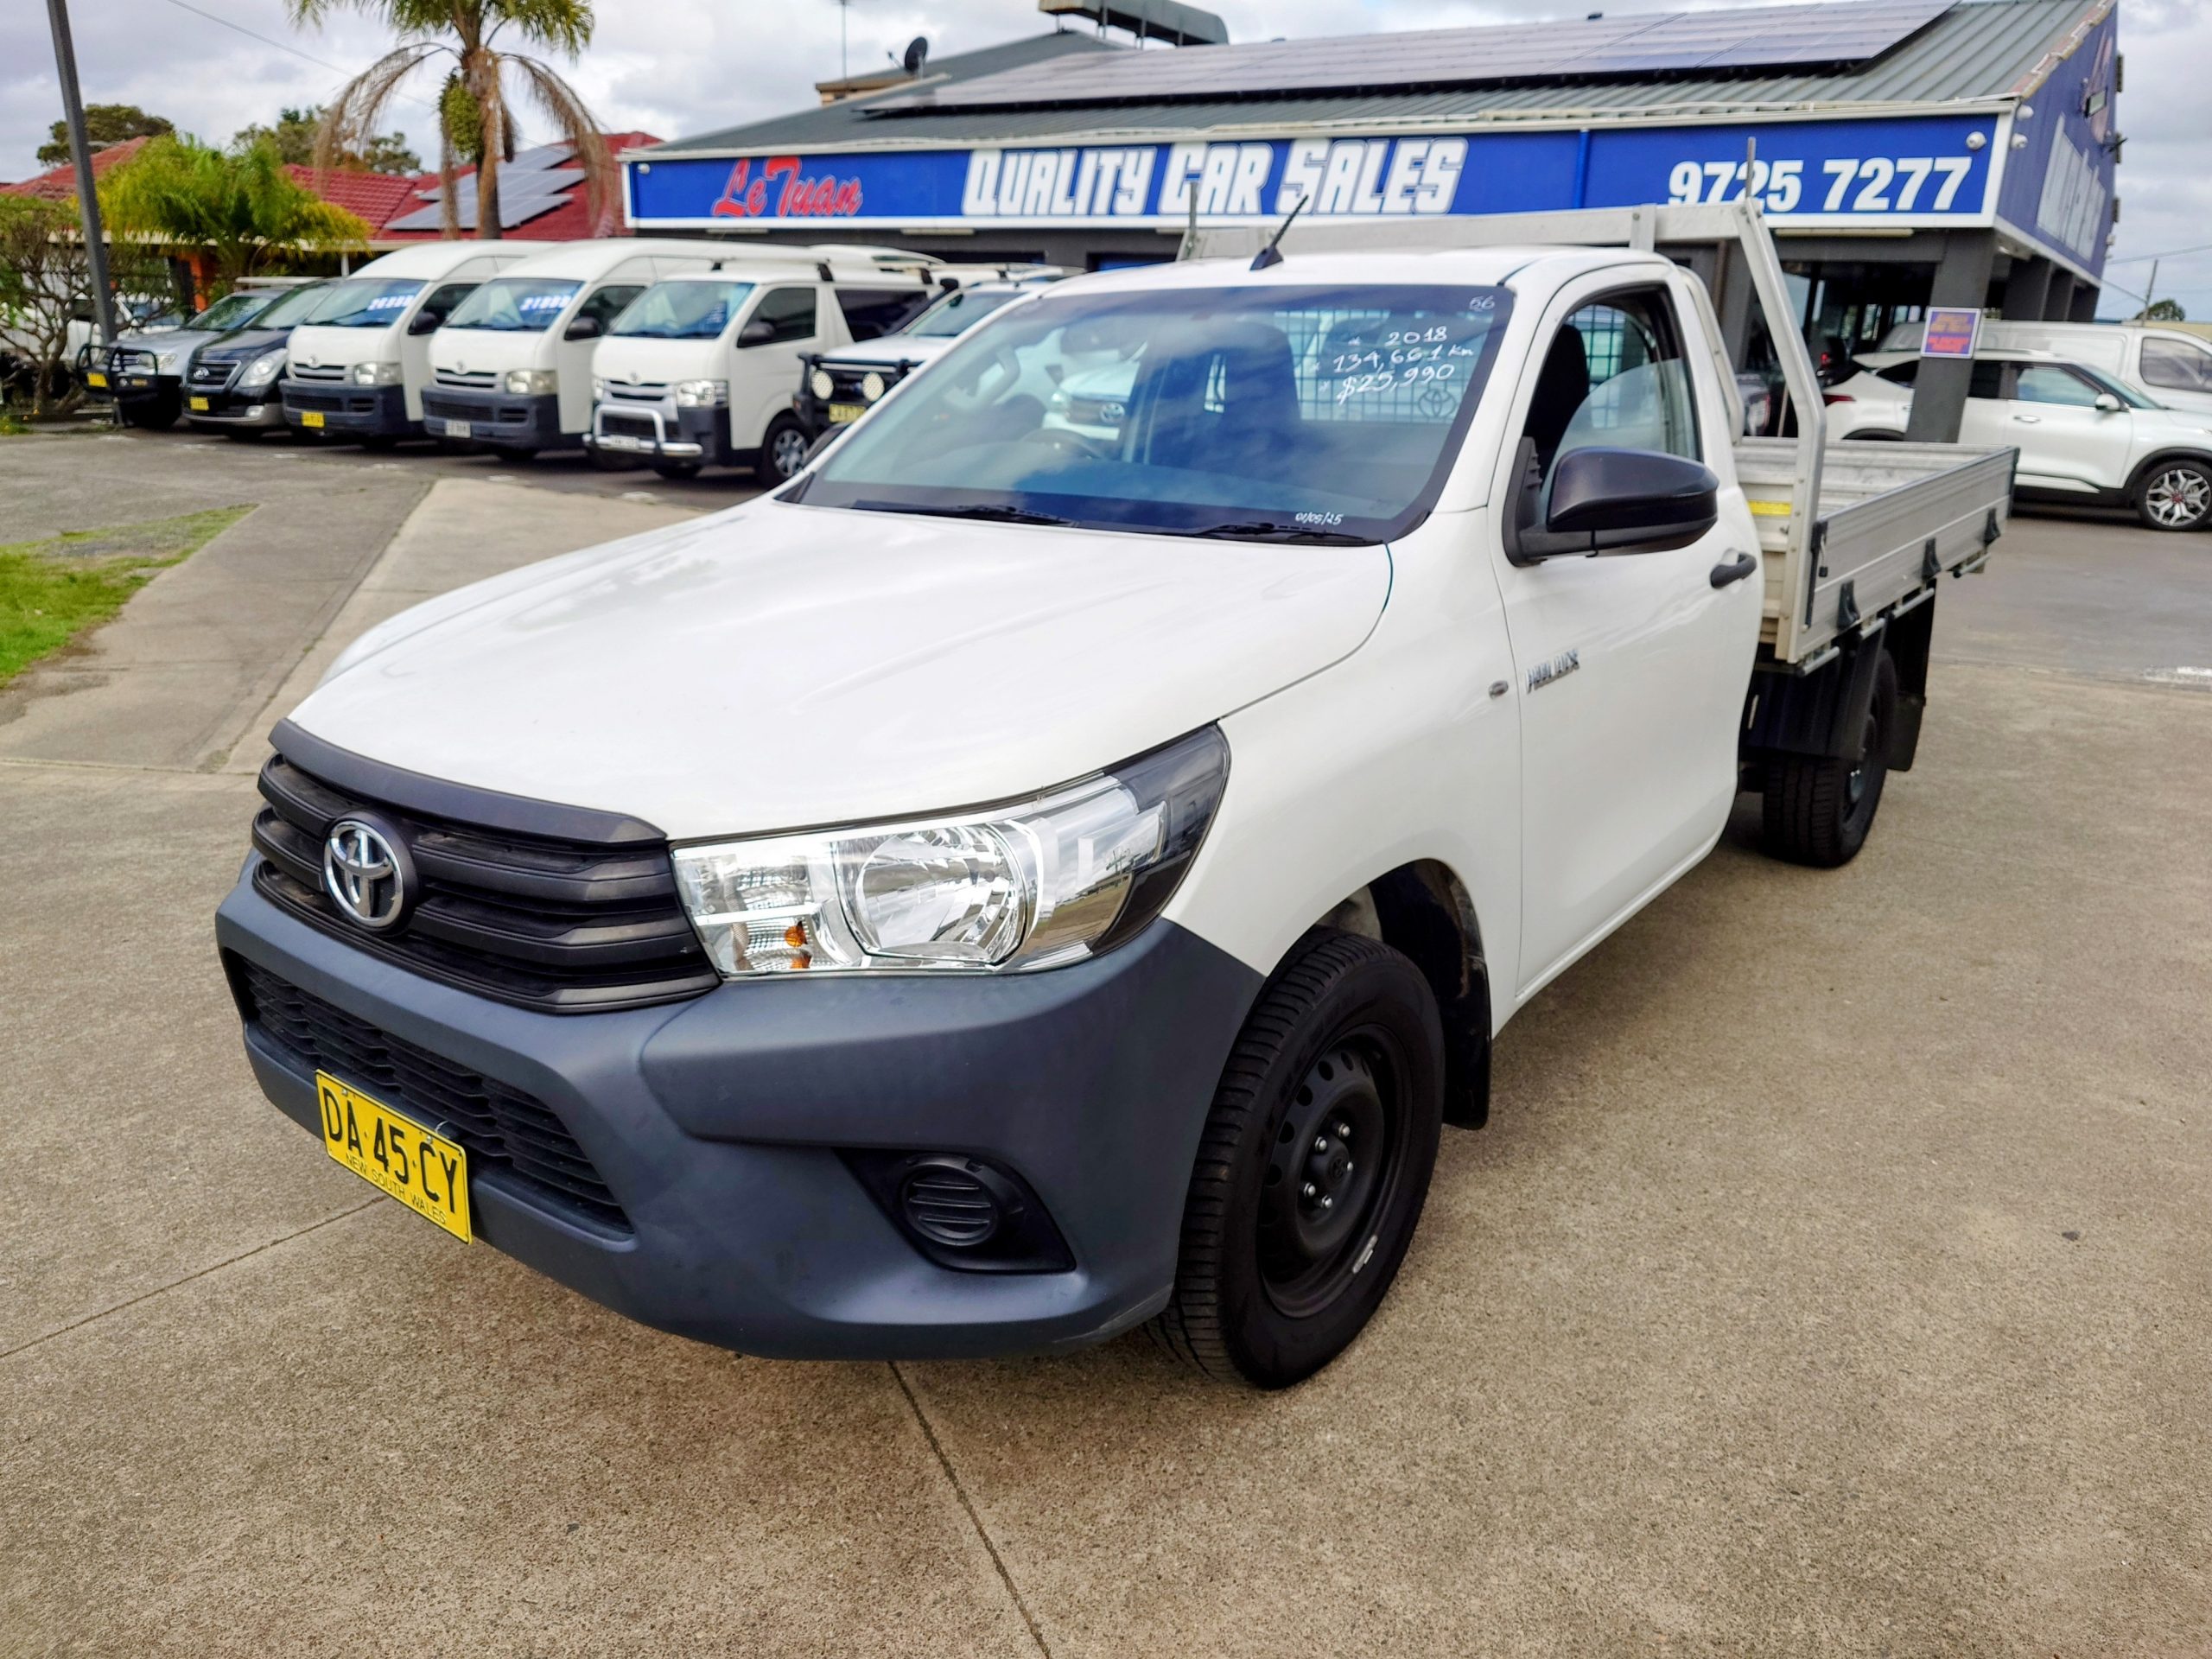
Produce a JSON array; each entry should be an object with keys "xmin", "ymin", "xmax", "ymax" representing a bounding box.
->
[
  {"xmin": 100, "ymin": 137, "xmax": 372, "ymax": 287},
  {"xmin": 286, "ymin": 0, "xmax": 613, "ymax": 240},
  {"xmin": 0, "ymin": 197, "xmax": 171, "ymax": 419},
  {"xmin": 36, "ymin": 104, "xmax": 172, "ymax": 168},
  {"xmin": 232, "ymin": 105, "xmax": 422, "ymax": 174},
  {"xmin": 2139, "ymin": 297, "xmax": 2188, "ymax": 323}
]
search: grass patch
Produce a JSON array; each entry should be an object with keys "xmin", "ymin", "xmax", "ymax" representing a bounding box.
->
[{"xmin": 0, "ymin": 504, "xmax": 251, "ymax": 687}]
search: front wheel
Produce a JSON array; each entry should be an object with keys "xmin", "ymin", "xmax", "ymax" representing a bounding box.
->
[
  {"xmin": 2135, "ymin": 460, "xmax": 2212, "ymax": 531},
  {"xmin": 1761, "ymin": 649, "xmax": 1897, "ymax": 868},
  {"xmin": 757, "ymin": 415, "xmax": 810, "ymax": 485},
  {"xmin": 1152, "ymin": 929, "xmax": 1445, "ymax": 1389}
]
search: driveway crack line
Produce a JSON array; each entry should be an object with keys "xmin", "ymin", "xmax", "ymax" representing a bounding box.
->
[
  {"xmin": 0, "ymin": 1199, "xmax": 379, "ymax": 1363},
  {"xmin": 889, "ymin": 1360, "xmax": 1053, "ymax": 1659}
]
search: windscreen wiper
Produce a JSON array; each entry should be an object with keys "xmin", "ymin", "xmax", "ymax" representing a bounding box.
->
[
  {"xmin": 1177, "ymin": 520, "xmax": 1367, "ymax": 545},
  {"xmin": 853, "ymin": 500, "xmax": 1077, "ymax": 528}
]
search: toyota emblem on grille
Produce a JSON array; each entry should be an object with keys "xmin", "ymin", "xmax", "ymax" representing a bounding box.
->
[{"xmin": 324, "ymin": 817, "xmax": 410, "ymax": 931}]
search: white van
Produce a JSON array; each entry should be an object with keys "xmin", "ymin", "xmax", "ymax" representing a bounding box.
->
[
  {"xmin": 588, "ymin": 247, "xmax": 947, "ymax": 482},
  {"xmin": 421, "ymin": 239, "xmax": 728, "ymax": 457},
  {"xmin": 1878, "ymin": 319, "xmax": 2212, "ymax": 417},
  {"xmin": 280, "ymin": 242, "xmax": 537, "ymax": 443}
]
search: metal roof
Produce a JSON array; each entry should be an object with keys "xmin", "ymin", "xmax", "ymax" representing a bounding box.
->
[
  {"xmin": 877, "ymin": 0, "xmax": 1957, "ymax": 112},
  {"xmin": 636, "ymin": 0, "xmax": 2102, "ymax": 158}
]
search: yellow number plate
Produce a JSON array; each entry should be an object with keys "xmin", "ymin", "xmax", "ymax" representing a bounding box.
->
[
  {"xmin": 188, "ymin": 396, "xmax": 209, "ymax": 411},
  {"xmin": 300, "ymin": 410, "xmax": 325, "ymax": 428},
  {"xmin": 317, "ymin": 1072, "xmax": 472, "ymax": 1242},
  {"xmin": 827, "ymin": 402, "xmax": 865, "ymax": 424},
  {"xmin": 86, "ymin": 371, "xmax": 107, "ymax": 387}
]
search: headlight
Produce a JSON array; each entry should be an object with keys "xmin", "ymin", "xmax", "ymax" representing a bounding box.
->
[
  {"xmin": 674, "ymin": 378, "xmax": 728, "ymax": 407},
  {"xmin": 673, "ymin": 726, "xmax": 1228, "ymax": 978},
  {"xmin": 503, "ymin": 368, "xmax": 556, "ymax": 396},
  {"xmin": 810, "ymin": 368, "xmax": 835, "ymax": 400},
  {"xmin": 239, "ymin": 349, "xmax": 286, "ymax": 388},
  {"xmin": 592, "ymin": 376, "xmax": 609, "ymax": 400},
  {"xmin": 352, "ymin": 360, "xmax": 403, "ymax": 386},
  {"xmin": 860, "ymin": 371, "xmax": 887, "ymax": 403},
  {"xmin": 155, "ymin": 347, "xmax": 185, "ymax": 373}
]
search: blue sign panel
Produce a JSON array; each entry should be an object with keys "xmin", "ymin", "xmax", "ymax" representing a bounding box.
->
[
  {"xmin": 1993, "ymin": 5, "xmax": 2116, "ymax": 276},
  {"xmin": 626, "ymin": 114, "xmax": 1998, "ymax": 232}
]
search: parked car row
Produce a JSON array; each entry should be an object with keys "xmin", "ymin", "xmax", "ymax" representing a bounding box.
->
[{"xmin": 79, "ymin": 238, "xmax": 1063, "ymax": 486}]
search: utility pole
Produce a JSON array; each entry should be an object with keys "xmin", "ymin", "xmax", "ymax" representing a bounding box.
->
[
  {"xmin": 2139, "ymin": 258, "xmax": 2159, "ymax": 320},
  {"xmin": 44, "ymin": 0, "xmax": 118, "ymax": 347}
]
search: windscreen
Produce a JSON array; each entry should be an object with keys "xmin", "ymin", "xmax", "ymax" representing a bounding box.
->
[
  {"xmin": 194, "ymin": 290, "xmax": 277, "ymax": 333},
  {"xmin": 307, "ymin": 278, "xmax": 425, "ymax": 327},
  {"xmin": 906, "ymin": 287, "xmax": 1025, "ymax": 339},
  {"xmin": 2075, "ymin": 362, "xmax": 2158, "ymax": 409},
  {"xmin": 252, "ymin": 283, "xmax": 331, "ymax": 329},
  {"xmin": 610, "ymin": 281, "xmax": 756, "ymax": 340},
  {"xmin": 446, "ymin": 277, "xmax": 583, "ymax": 332},
  {"xmin": 792, "ymin": 283, "xmax": 1513, "ymax": 543}
]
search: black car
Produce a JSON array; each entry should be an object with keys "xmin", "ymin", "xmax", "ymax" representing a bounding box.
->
[
  {"xmin": 181, "ymin": 283, "xmax": 334, "ymax": 437},
  {"xmin": 93, "ymin": 289, "xmax": 289, "ymax": 429}
]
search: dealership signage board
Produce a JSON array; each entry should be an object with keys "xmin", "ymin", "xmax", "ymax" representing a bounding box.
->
[
  {"xmin": 1921, "ymin": 307, "xmax": 1982, "ymax": 359},
  {"xmin": 628, "ymin": 113, "xmax": 2005, "ymax": 237}
]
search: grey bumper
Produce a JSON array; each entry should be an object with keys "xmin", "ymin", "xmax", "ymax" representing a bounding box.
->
[
  {"xmin": 421, "ymin": 386, "xmax": 567, "ymax": 450},
  {"xmin": 588, "ymin": 401, "xmax": 725, "ymax": 462},
  {"xmin": 217, "ymin": 874, "xmax": 1258, "ymax": 1360},
  {"xmin": 279, "ymin": 379, "xmax": 413, "ymax": 438}
]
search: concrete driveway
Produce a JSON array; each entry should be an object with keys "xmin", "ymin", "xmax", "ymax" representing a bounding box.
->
[{"xmin": 3, "ymin": 437, "xmax": 2208, "ymax": 1656}]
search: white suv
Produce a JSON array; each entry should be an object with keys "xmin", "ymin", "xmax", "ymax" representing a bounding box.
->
[{"xmin": 1824, "ymin": 349, "xmax": 2212, "ymax": 531}]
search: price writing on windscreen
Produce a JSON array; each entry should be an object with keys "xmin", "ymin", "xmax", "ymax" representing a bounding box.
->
[{"xmin": 1666, "ymin": 155, "xmax": 1976, "ymax": 213}]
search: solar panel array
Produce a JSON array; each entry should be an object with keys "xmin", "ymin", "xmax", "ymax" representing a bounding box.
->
[
  {"xmin": 385, "ymin": 143, "xmax": 586, "ymax": 232},
  {"xmin": 867, "ymin": 0, "xmax": 1955, "ymax": 112}
]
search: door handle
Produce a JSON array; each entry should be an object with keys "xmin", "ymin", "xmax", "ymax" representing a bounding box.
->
[
  {"xmin": 2012, "ymin": 413, "xmax": 2042, "ymax": 424},
  {"xmin": 1709, "ymin": 550, "xmax": 1758, "ymax": 588}
]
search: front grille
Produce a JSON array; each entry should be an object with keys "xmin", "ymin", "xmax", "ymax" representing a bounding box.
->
[
  {"xmin": 290, "ymin": 363, "xmax": 345, "ymax": 383},
  {"xmin": 606, "ymin": 382, "xmax": 668, "ymax": 402},
  {"xmin": 598, "ymin": 410, "xmax": 659, "ymax": 442},
  {"xmin": 250, "ymin": 753, "xmax": 719, "ymax": 1014},
  {"xmin": 284, "ymin": 386, "xmax": 351, "ymax": 412},
  {"xmin": 189, "ymin": 360, "xmax": 238, "ymax": 391},
  {"xmin": 435, "ymin": 368, "xmax": 496, "ymax": 390},
  {"xmin": 232, "ymin": 958, "xmax": 631, "ymax": 1232},
  {"xmin": 422, "ymin": 391, "xmax": 530, "ymax": 428}
]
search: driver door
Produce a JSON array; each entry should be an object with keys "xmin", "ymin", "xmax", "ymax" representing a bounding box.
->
[{"xmin": 1491, "ymin": 279, "xmax": 1764, "ymax": 995}]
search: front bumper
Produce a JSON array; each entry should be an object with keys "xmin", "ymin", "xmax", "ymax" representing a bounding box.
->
[
  {"xmin": 217, "ymin": 870, "xmax": 1258, "ymax": 1360},
  {"xmin": 280, "ymin": 379, "xmax": 413, "ymax": 438},
  {"xmin": 421, "ymin": 386, "xmax": 566, "ymax": 451},
  {"xmin": 588, "ymin": 400, "xmax": 726, "ymax": 463},
  {"xmin": 185, "ymin": 380, "xmax": 286, "ymax": 427}
]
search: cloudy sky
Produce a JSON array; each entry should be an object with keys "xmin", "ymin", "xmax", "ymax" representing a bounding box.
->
[{"xmin": 4, "ymin": 0, "xmax": 2202, "ymax": 317}]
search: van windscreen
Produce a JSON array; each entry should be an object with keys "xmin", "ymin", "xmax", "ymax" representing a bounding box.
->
[
  {"xmin": 307, "ymin": 278, "xmax": 425, "ymax": 327},
  {"xmin": 609, "ymin": 282, "xmax": 756, "ymax": 340},
  {"xmin": 446, "ymin": 278, "xmax": 584, "ymax": 332}
]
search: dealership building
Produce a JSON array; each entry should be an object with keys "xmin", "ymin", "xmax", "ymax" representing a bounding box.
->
[{"xmin": 620, "ymin": 0, "xmax": 2120, "ymax": 428}]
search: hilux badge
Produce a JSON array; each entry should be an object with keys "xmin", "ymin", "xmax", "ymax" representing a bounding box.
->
[{"xmin": 1527, "ymin": 648, "xmax": 1581, "ymax": 693}]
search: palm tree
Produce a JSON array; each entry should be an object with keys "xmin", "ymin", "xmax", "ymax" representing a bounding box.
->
[
  {"xmin": 286, "ymin": 0, "xmax": 613, "ymax": 240},
  {"xmin": 100, "ymin": 137, "xmax": 372, "ymax": 287}
]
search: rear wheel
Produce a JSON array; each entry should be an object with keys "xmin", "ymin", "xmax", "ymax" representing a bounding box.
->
[
  {"xmin": 1152, "ymin": 929, "xmax": 1444, "ymax": 1389},
  {"xmin": 1761, "ymin": 649, "xmax": 1897, "ymax": 868},
  {"xmin": 2135, "ymin": 460, "xmax": 2212, "ymax": 531},
  {"xmin": 757, "ymin": 414, "xmax": 809, "ymax": 484}
]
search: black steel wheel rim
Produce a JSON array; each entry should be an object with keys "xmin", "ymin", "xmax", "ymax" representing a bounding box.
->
[
  {"xmin": 1256, "ymin": 1023, "xmax": 1409, "ymax": 1320},
  {"xmin": 1846, "ymin": 700, "xmax": 1884, "ymax": 818}
]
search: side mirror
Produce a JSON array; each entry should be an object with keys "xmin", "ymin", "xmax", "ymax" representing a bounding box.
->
[
  {"xmin": 1506, "ymin": 443, "xmax": 1719, "ymax": 564},
  {"xmin": 737, "ymin": 319, "xmax": 776, "ymax": 348},
  {"xmin": 564, "ymin": 314, "xmax": 604, "ymax": 341},
  {"xmin": 2094, "ymin": 391, "xmax": 2124, "ymax": 413},
  {"xmin": 407, "ymin": 310, "xmax": 444, "ymax": 335}
]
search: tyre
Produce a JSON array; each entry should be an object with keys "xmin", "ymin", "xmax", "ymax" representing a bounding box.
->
[
  {"xmin": 1153, "ymin": 928, "xmax": 1445, "ymax": 1389},
  {"xmin": 1761, "ymin": 649, "xmax": 1898, "ymax": 868},
  {"xmin": 2134, "ymin": 459, "xmax": 2212, "ymax": 531},
  {"xmin": 757, "ymin": 415, "xmax": 810, "ymax": 484},
  {"xmin": 652, "ymin": 460, "xmax": 702, "ymax": 480}
]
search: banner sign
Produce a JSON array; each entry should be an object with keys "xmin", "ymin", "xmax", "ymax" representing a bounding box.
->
[
  {"xmin": 1994, "ymin": 4, "xmax": 2116, "ymax": 276},
  {"xmin": 1921, "ymin": 307, "xmax": 1982, "ymax": 359},
  {"xmin": 627, "ymin": 113, "xmax": 1999, "ymax": 232}
]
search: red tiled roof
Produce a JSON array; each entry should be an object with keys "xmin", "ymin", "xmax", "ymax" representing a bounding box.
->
[
  {"xmin": 284, "ymin": 164, "xmax": 420, "ymax": 228},
  {"xmin": 0, "ymin": 136, "xmax": 154, "ymax": 200}
]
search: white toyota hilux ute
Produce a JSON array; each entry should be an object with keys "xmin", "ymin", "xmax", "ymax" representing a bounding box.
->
[{"xmin": 217, "ymin": 204, "xmax": 2016, "ymax": 1389}]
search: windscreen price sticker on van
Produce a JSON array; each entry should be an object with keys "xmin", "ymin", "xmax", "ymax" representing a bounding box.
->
[
  {"xmin": 1667, "ymin": 155, "xmax": 1977, "ymax": 214},
  {"xmin": 1921, "ymin": 308, "xmax": 1982, "ymax": 359}
]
